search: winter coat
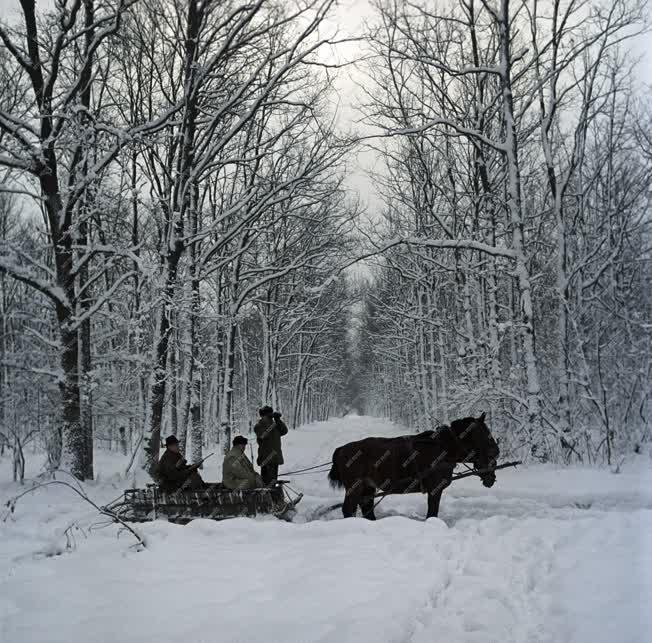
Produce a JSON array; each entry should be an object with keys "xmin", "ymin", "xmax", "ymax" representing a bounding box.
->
[
  {"xmin": 155, "ymin": 449, "xmax": 198, "ymax": 492},
  {"xmin": 254, "ymin": 416, "xmax": 288, "ymax": 466},
  {"xmin": 222, "ymin": 447, "xmax": 263, "ymax": 490}
]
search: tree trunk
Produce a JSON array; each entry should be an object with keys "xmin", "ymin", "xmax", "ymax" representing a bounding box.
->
[
  {"xmin": 142, "ymin": 248, "xmax": 182, "ymax": 474},
  {"xmin": 237, "ymin": 325, "xmax": 250, "ymax": 430},
  {"xmin": 498, "ymin": 0, "xmax": 543, "ymax": 442},
  {"xmin": 169, "ymin": 331, "xmax": 179, "ymax": 439},
  {"xmin": 188, "ymin": 274, "xmax": 203, "ymax": 463},
  {"xmin": 219, "ymin": 319, "xmax": 237, "ymax": 454},
  {"xmin": 141, "ymin": 0, "xmax": 203, "ymax": 475}
]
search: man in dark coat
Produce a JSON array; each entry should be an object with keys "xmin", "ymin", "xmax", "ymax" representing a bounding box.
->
[
  {"xmin": 254, "ymin": 406, "xmax": 288, "ymax": 485},
  {"xmin": 222, "ymin": 436, "xmax": 264, "ymax": 490},
  {"xmin": 155, "ymin": 435, "xmax": 205, "ymax": 492}
]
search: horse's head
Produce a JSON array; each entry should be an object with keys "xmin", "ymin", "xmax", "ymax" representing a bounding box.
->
[{"xmin": 451, "ymin": 413, "xmax": 500, "ymax": 488}]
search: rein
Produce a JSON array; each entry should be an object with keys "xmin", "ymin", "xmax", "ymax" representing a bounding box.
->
[
  {"xmin": 315, "ymin": 460, "xmax": 523, "ymax": 518},
  {"xmin": 281, "ymin": 422, "xmax": 480, "ymax": 479},
  {"xmin": 372, "ymin": 460, "xmax": 522, "ymax": 501},
  {"xmin": 448, "ymin": 460, "xmax": 521, "ymax": 481},
  {"xmin": 280, "ymin": 461, "xmax": 333, "ymax": 476}
]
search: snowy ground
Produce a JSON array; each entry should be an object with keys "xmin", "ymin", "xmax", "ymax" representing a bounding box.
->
[{"xmin": 1, "ymin": 416, "xmax": 651, "ymax": 643}]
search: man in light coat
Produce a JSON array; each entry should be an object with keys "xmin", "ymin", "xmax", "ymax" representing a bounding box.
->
[{"xmin": 222, "ymin": 436, "xmax": 263, "ymax": 490}]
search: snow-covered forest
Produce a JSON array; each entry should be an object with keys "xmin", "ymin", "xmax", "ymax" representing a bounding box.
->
[
  {"xmin": 354, "ymin": 0, "xmax": 652, "ymax": 464},
  {"xmin": 0, "ymin": 0, "xmax": 650, "ymax": 482},
  {"xmin": 1, "ymin": 1, "xmax": 651, "ymax": 641}
]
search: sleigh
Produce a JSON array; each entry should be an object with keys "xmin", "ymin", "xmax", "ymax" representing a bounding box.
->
[{"xmin": 115, "ymin": 482, "xmax": 302, "ymax": 524}]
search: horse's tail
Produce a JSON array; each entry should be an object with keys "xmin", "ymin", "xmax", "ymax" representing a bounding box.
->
[{"xmin": 328, "ymin": 449, "xmax": 344, "ymax": 488}]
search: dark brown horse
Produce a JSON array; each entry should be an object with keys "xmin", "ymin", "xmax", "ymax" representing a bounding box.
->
[{"xmin": 328, "ymin": 413, "xmax": 499, "ymax": 520}]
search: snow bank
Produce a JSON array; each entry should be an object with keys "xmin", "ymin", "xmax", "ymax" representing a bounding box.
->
[{"xmin": 1, "ymin": 416, "xmax": 650, "ymax": 643}]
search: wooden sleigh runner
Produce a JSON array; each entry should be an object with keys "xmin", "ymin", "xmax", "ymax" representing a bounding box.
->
[{"xmin": 115, "ymin": 482, "xmax": 303, "ymax": 525}]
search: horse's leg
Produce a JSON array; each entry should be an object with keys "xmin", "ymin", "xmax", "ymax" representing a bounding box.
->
[
  {"xmin": 426, "ymin": 489, "xmax": 443, "ymax": 519},
  {"xmin": 359, "ymin": 487, "xmax": 377, "ymax": 521},
  {"xmin": 426, "ymin": 474, "xmax": 452, "ymax": 519},
  {"xmin": 342, "ymin": 487, "xmax": 359, "ymax": 518}
]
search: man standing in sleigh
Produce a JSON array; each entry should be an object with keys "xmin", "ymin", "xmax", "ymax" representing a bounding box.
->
[{"xmin": 254, "ymin": 406, "xmax": 288, "ymax": 485}]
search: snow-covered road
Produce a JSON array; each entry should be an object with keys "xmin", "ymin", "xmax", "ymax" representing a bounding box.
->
[{"xmin": 1, "ymin": 416, "xmax": 651, "ymax": 643}]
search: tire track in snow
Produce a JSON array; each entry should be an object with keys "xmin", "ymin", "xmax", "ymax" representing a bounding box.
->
[
  {"xmin": 404, "ymin": 516, "xmax": 565, "ymax": 643},
  {"xmin": 403, "ymin": 508, "xmax": 652, "ymax": 643}
]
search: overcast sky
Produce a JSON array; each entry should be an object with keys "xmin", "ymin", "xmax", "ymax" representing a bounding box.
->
[{"xmin": 1, "ymin": 0, "xmax": 650, "ymax": 213}]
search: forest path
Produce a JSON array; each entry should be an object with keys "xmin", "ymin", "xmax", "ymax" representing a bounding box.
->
[{"xmin": 1, "ymin": 416, "xmax": 651, "ymax": 643}]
